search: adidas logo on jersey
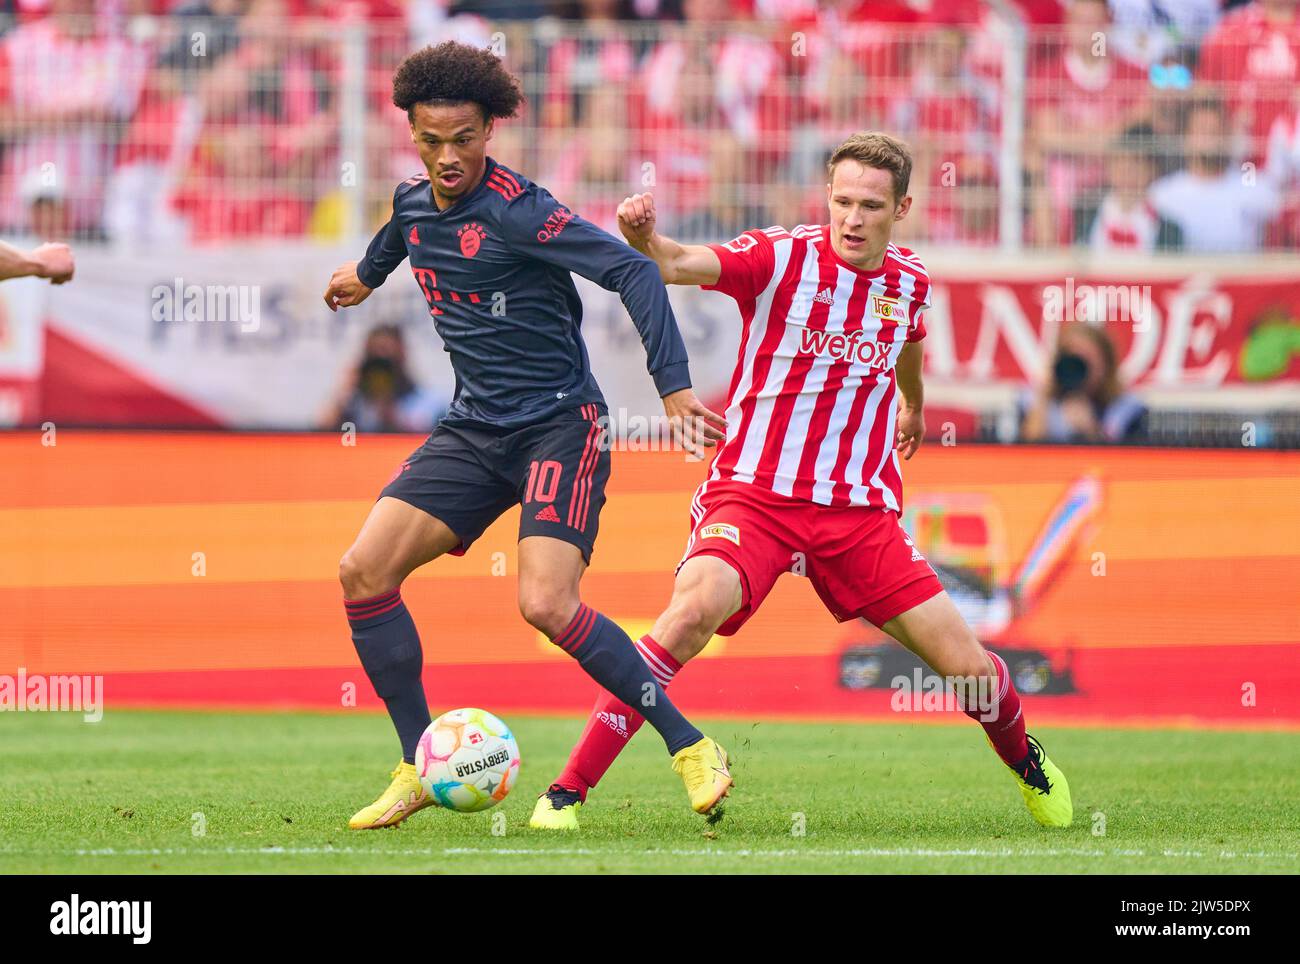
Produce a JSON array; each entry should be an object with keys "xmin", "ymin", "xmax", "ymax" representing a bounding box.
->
[
  {"xmin": 813, "ymin": 287, "xmax": 835, "ymax": 306},
  {"xmin": 597, "ymin": 711, "xmax": 629, "ymax": 738},
  {"xmin": 534, "ymin": 504, "xmax": 561, "ymax": 523},
  {"xmin": 408, "ymin": 225, "xmax": 420, "ymax": 245}
]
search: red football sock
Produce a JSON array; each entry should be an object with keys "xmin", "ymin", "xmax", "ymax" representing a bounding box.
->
[
  {"xmin": 555, "ymin": 635, "xmax": 681, "ymax": 798},
  {"xmin": 962, "ymin": 651, "xmax": 1029, "ymax": 765}
]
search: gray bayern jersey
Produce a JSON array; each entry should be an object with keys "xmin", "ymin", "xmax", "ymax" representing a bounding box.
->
[{"xmin": 356, "ymin": 158, "xmax": 692, "ymax": 430}]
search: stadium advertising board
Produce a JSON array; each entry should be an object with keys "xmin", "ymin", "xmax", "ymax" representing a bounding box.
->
[
  {"xmin": 5, "ymin": 249, "xmax": 1298, "ymax": 427},
  {"xmin": 4, "ymin": 433, "xmax": 1295, "ymax": 729}
]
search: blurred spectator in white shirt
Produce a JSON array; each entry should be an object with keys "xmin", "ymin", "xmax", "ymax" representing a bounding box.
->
[{"xmin": 1148, "ymin": 99, "xmax": 1282, "ymax": 251}]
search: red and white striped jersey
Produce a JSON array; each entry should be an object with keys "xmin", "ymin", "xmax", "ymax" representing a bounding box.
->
[{"xmin": 702, "ymin": 224, "xmax": 931, "ymax": 511}]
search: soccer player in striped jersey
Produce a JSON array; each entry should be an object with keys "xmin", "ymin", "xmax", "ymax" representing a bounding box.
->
[
  {"xmin": 531, "ymin": 132, "xmax": 1073, "ymax": 831},
  {"xmin": 326, "ymin": 42, "xmax": 732, "ymax": 829}
]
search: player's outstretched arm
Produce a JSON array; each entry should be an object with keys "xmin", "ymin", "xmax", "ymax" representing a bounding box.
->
[
  {"xmin": 617, "ymin": 193, "xmax": 720, "ymax": 287},
  {"xmin": 0, "ymin": 240, "xmax": 74, "ymax": 283},
  {"xmin": 500, "ymin": 184, "xmax": 726, "ymax": 457}
]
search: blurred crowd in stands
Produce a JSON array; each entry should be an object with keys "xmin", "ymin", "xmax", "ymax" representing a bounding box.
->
[{"xmin": 1, "ymin": 0, "xmax": 1298, "ymax": 251}]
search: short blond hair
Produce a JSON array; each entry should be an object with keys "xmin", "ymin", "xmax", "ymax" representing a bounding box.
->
[{"xmin": 827, "ymin": 132, "xmax": 913, "ymax": 203}]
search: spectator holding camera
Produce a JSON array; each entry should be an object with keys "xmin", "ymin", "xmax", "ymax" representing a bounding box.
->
[
  {"xmin": 319, "ymin": 324, "xmax": 445, "ymax": 433},
  {"xmin": 1019, "ymin": 321, "xmax": 1147, "ymax": 442}
]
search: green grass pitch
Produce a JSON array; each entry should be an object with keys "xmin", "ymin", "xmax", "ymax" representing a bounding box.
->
[{"xmin": 1, "ymin": 710, "xmax": 1296, "ymax": 874}]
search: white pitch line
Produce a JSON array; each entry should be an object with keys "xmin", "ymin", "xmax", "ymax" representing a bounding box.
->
[{"xmin": 1, "ymin": 845, "xmax": 1295, "ymax": 860}]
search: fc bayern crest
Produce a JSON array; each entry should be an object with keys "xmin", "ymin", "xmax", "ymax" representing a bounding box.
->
[{"xmin": 458, "ymin": 222, "xmax": 486, "ymax": 258}]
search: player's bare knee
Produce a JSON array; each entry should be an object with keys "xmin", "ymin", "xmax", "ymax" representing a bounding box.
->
[
  {"xmin": 338, "ymin": 550, "xmax": 363, "ymax": 596},
  {"xmin": 936, "ymin": 641, "xmax": 994, "ymax": 683},
  {"xmin": 518, "ymin": 589, "xmax": 578, "ymax": 640},
  {"xmin": 338, "ymin": 550, "xmax": 396, "ymax": 600}
]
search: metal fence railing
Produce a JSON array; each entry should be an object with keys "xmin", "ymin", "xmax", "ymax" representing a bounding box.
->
[{"xmin": 2, "ymin": 8, "xmax": 1297, "ymax": 253}]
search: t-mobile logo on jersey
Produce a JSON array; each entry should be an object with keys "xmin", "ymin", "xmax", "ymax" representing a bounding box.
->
[{"xmin": 798, "ymin": 328, "xmax": 895, "ymax": 370}]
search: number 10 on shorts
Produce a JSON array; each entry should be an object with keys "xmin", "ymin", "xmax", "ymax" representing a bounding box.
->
[{"xmin": 524, "ymin": 459, "xmax": 562, "ymax": 503}]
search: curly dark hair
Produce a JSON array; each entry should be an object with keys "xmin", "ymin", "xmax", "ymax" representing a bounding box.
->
[{"xmin": 392, "ymin": 42, "xmax": 524, "ymax": 123}]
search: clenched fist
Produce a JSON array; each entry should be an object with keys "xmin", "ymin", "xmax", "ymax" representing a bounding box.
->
[
  {"xmin": 617, "ymin": 193, "xmax": 657, "ymax": 246},
  {"xmin": 34, "ymin": 242, "xmax": 74, "ymax": 284}
]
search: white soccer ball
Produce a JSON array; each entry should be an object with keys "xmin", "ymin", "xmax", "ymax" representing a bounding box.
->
[{"xmin": 415, "ymin": 708, "xmax": 521, "ymax": 813}]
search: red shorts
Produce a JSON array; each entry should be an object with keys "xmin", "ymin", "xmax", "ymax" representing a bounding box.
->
[{"xmin": 678, "ymin": 480, "xmax": 944, "ymax": 636}]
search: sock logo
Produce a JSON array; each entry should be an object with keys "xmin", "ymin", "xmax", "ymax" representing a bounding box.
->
[
  {"xmin": 597, "ymin": 710, "xmax": 629, "ymax": 739},
  {"xmin": 699, "ymin": 522, "xmax": 740, "ymax": 545}
]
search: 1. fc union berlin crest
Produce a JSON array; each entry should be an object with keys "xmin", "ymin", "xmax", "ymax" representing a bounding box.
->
[{"xmin": 458, "ymin": 222, "xmax": 486, "ymax": 258}]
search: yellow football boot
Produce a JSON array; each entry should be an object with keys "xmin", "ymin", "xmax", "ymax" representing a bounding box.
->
[
  {"xmin": 671, "ymin": 736, "xmax": 733, "ymax": 814},
  {"xmin": 1006, "ymin": 734, "xmax": 1073, "ymax": 828},
  {"xmin": 529, "ymin": 784, "xmax": 583, "ymax": 830},
  {"xmin": 348, "ymin": 761, "xmax": 434, "ymax": 829}
]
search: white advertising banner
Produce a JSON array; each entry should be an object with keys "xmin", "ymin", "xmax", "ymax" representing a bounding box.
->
[
  {"xmin": 35, "ymin": 245, "xmax": 1300, "ymax": 427},
  {"xmin": 41, "ymin": 244, "xmax": 745, "ymax": 428}
]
